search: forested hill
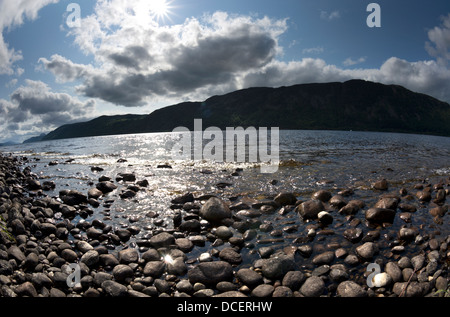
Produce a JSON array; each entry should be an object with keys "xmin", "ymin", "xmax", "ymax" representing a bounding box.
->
[{"xmin": 35, "ymin": 80, "xmax": 450, "ymax": 142}]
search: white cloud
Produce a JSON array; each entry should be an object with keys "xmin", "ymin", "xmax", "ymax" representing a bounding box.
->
[
  {"xmin": 0, "ymin": 0, "xmax": 59, "ymax": 75},
  {"xmin": 320, "ymin": 10, "xmax": 341, "ymax": 21},
  {"xmin": 242, "ymin": 57, "xmax": 450, "ymax": 104},
  {"xmin": 425, "ymin": 13, "xmax": 450, "ymax": 65},
  {"xmin": 0, "ymin": 80, "xmax": 96, "ymax": 138},
  {"xmin": 302, "ymin": 47, "xmax": 324, "ymax": 55},
  {"xmin": 42, "ymin": 4, "xmax": 288, "ymax": 107},
  {"xmin": 343, "ymin": 57, "xmax": 367, "ymax": 66}
]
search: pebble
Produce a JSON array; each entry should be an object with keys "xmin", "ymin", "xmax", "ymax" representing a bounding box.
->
[
  {"xmin": 356, "ymin": 242, "xmax": 378, "ymax": 260},
  {"xmin": 337, "ymin": 280, "xmax": 367, "ymax": 297},
  {"xmin": 300, "ymin": 276, "xmax": 325, "ymax": 297}
]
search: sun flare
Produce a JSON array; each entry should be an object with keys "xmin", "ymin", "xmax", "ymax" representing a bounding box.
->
[{"xmin": 148, "ymin": 0, "xmax": 173, "ymax": 21}]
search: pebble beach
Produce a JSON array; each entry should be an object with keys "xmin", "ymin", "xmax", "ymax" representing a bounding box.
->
[{"xmin": 0, "ymin": 152, "xmax": 449, "ymax": 298}]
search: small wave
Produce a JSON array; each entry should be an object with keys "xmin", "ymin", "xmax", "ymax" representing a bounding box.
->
[
  {"xmin": 279, "ymin": 159, "xmax": 312, "ymax": 167},
  {"xmin": 435, "ymin": 167, "xmax": 450, "ymax": 175}
]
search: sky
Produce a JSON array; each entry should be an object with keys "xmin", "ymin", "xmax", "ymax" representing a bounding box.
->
[{"xmin": 0, "ymin": 0, "xmax": 450, "ymax": 143}]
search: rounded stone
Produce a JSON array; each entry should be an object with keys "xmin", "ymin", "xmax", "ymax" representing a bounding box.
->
[
  {"xmin": 300, "ymin": 276, "xmax": 325, "ymax": 297},
  {"xmin": 337, "ymin": 281, "xmax": 367, "ymax": 297}
]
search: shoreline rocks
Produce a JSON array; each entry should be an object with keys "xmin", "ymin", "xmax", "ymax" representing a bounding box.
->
[{"xmin": 0, "ymin": 153, "xmax": 449, "ymax": 298}]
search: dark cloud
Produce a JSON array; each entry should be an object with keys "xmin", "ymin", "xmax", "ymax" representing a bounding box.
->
[
  {"xmin": 0, "ymin": 80, "xmax": 95, "ymax": 134},
  {"xmin": 41, "ymin": 11, "xmax": 286, "ymax": 107},
  {"xmin": 108, "ymin": 45, "xmax": 152, "ymax": 70}
]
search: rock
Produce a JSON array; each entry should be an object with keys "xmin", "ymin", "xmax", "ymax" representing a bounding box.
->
[
  {"xmin": 375, "ymin": 197, "xmax": 399, "ymax": 210},
  {"xmin": 176, "ymin": 279, "xmax": 194, "ymax": 293},
  {"xmin": 385, "ymin": 262, "xmax": 402, "ymax": 283},
  {"xmin": 312, "ymin": 190, "xmax": 332, "ymax": 202},
  {"xmin": 399, "ymin": 212, "xmax": 412, "ymax": 223},
  {"xmin": 429, "ymin": 206, "xmax": 447, "ymax": 217},
  {"xmin": 93, "ymin": 272, "xmax": 113, "ymax": 287},
  {"xmin": 373, "ymin": 179, "xmax": 388, "ymax": 190},
  {"xmin": 26, "ymin": 178, "xmax": 41, "ymax": 190},
  {"xmin": 141, "ymin": 248, "xmax": 160, "ymax": 262},
  {"xmin": 77, "ymin": 241, "xmax": 94, "ymax": 253},
  {"xmin": 214, "ymin": 291, "xmax": 247, "ymax": 297},
  {"xmin": 339, "ymin": 200, "xmax": 365, "ymax": 215},
  {"xmin": 100, "ymin": 254, "xmax": 119, "ymax": 268},
  {"xmin": 120, "ymin": 190, "xmax": 136, "ymax": 199},
  {"xmin": 329, "ymin": 195, "xmax": 347, "ymax": 209},
  {"xmin": 60, "ymin": 190, "xmax": 88, "ymax": 206},
  {"xmin": 274, "ymin": 193, "xmax": 297, "ymax": 206},
  {"xmin": 96, "ymin": 181, "xmax": 117, "ymax": 194},
  {"xmin": 312, "ymin": 251, "xmax": 335, "ymax": 265},
  {"xmin": 398, "ymin": 203, "xmax": 417, "ymax": 213},
  {"xmin": 300, "ymin": 276, "xmax": 325, "ymax": 297},
  {"xmin": 61, "ymin": 249, "xmax": 78, "ymax": 262},
  {"xmin": 188, "ymin": 261, "xmax": 233, "ymax": 285},
  {"xmin": 251, "ymin": 284, "xmax": 274, "ymax": 297},
  {"xmin": 272, "ymin": 286, "xmax": 293, "ymax": 297},
  {"xmin": 416, "ymin": 191, "xmax": 431, "ymax": 202},
  {"xmin": 356, "ymin": 242, "xmax": 378, "ymax": 260},
  {"xmin": 149, "ymin": 232, "xmax": 175, "ymax": 249},
  {"xmin": 218, "ymin": 248, "xmax": 242, "ymax": 264},
  {"xmin": 435, "ymin": 276, "xmax": 448, "ymax": 291},
  {"xmin": 317, "ymin": 211, "xmax": 333, "ymax": 226},
  {"xmin": 115, "ymin": 229, "xmax": 132, "ymax": 242},
  {"xmin": 80, "ymin": 250, "xmax": 99, "ymax": 267},
  {"xmin": 261, "ymin": 254, "xmax": 295, "ymax": 279},
  {"xmin": 337, "ymin": 281, "xmax": 367, "ymax": 297},
  {"xmin": 298, "ymin": 245, "xmax": 313, "ymax": 258},
  {"xmin": 166, "ymin": 257, "xmax": 187, "ymax": 276},
  {"xmin": 171, "ymin": 192, "xmax": 195, "ymax": 204},
  {"xmin": 236, "ymin": 268, "xmax": 263, "ymax": 287},
  {"xmin": 365, "ymin": 208, "xmax": 396, "ymax": 224},
  {"xmin": 10, "ymin": 219, "xmax": 26, "ymax": 235},
  {"xmin": 112, "ymin": 264, "xmax": 134, "ymax": 282},
  {"xmin": 179, "ymin": 219, "xmax": 201, "ymax": 233},
  {"xmin": 31, "ymin": 273, "xmax": 53, "ymax": 288},
  {"xmin": 116, "ymin": 173, "xmax": 136, "ymax": 182},
  {"xmin": 199, "ymin": 197, "xmax": 232, "ymax": 224},
  {"xmin": 392, "ymin": 282, "xmax": 425, "ymax": 297},
  {"xmin": 329, "ymin": 268, "xmax": 349, "ymax": 283},
  {"xmin": 411, "ymin": 255, "xmax": 425, "ymax": 271},
  {"xmin": 86, "ymin": 227, "xmax": 103, "ymax": 239},
  {"xmin": 175, "ymin": 238, "xmax": 194, "ymax": 253},
  {"xmin": 60, "ymin": 205, "xmax": 76, "ymax": 218},
  {"xmin": 399, "ymin": 227, "xmax": 419, "ymax": 241},
  {"xmin": 14, "ymin": 281, "xmax": 38, "ymax": 297},
  {"xmin": 8, "ymin": 245, "xmax": 26, "ymax": 262},
  {"xmin": 372, "ymin": 272, "xmax": 392, "ymax": 288},
  {"xmin": 118, "ymin": 248, "xmax": 139, "ymax": 264},
  {"xmin": 88, "ymin": 188, "xmax": 103, "ymax": 199},
  {"xmin": 296, "ymin": 200, "xmax": 325, "ymax": 220},
  {"xmin": 335, "ymin": 248, "xmax": 348, "ymax": 259},
  {"xmin": 143, "ymin": 261, "xmax": 165, "ymax": 277},
  {"xmin": 215, "ymin": 226, "xmax": 233, "ymax": 240},
  {"xmin": 101, "ymin": 280, "xmax": 128, "ymax": 297},
  {"xmin": 282, "ymin": 271, "xmax": 305, "ymax": 290},
  {"xmin": 343, "ymin": 228, "xmax": 363, "ymax": 243}
]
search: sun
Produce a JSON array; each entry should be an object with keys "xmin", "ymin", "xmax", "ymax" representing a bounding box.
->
[{"xmin": 148, "ymin": 0, "xmax": 173, "ymax": 22}]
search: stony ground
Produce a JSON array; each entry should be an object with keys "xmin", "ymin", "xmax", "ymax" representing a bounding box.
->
[{"xmin": 0, "ymin": 153, "xmax": 449, "ymax": 297}]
